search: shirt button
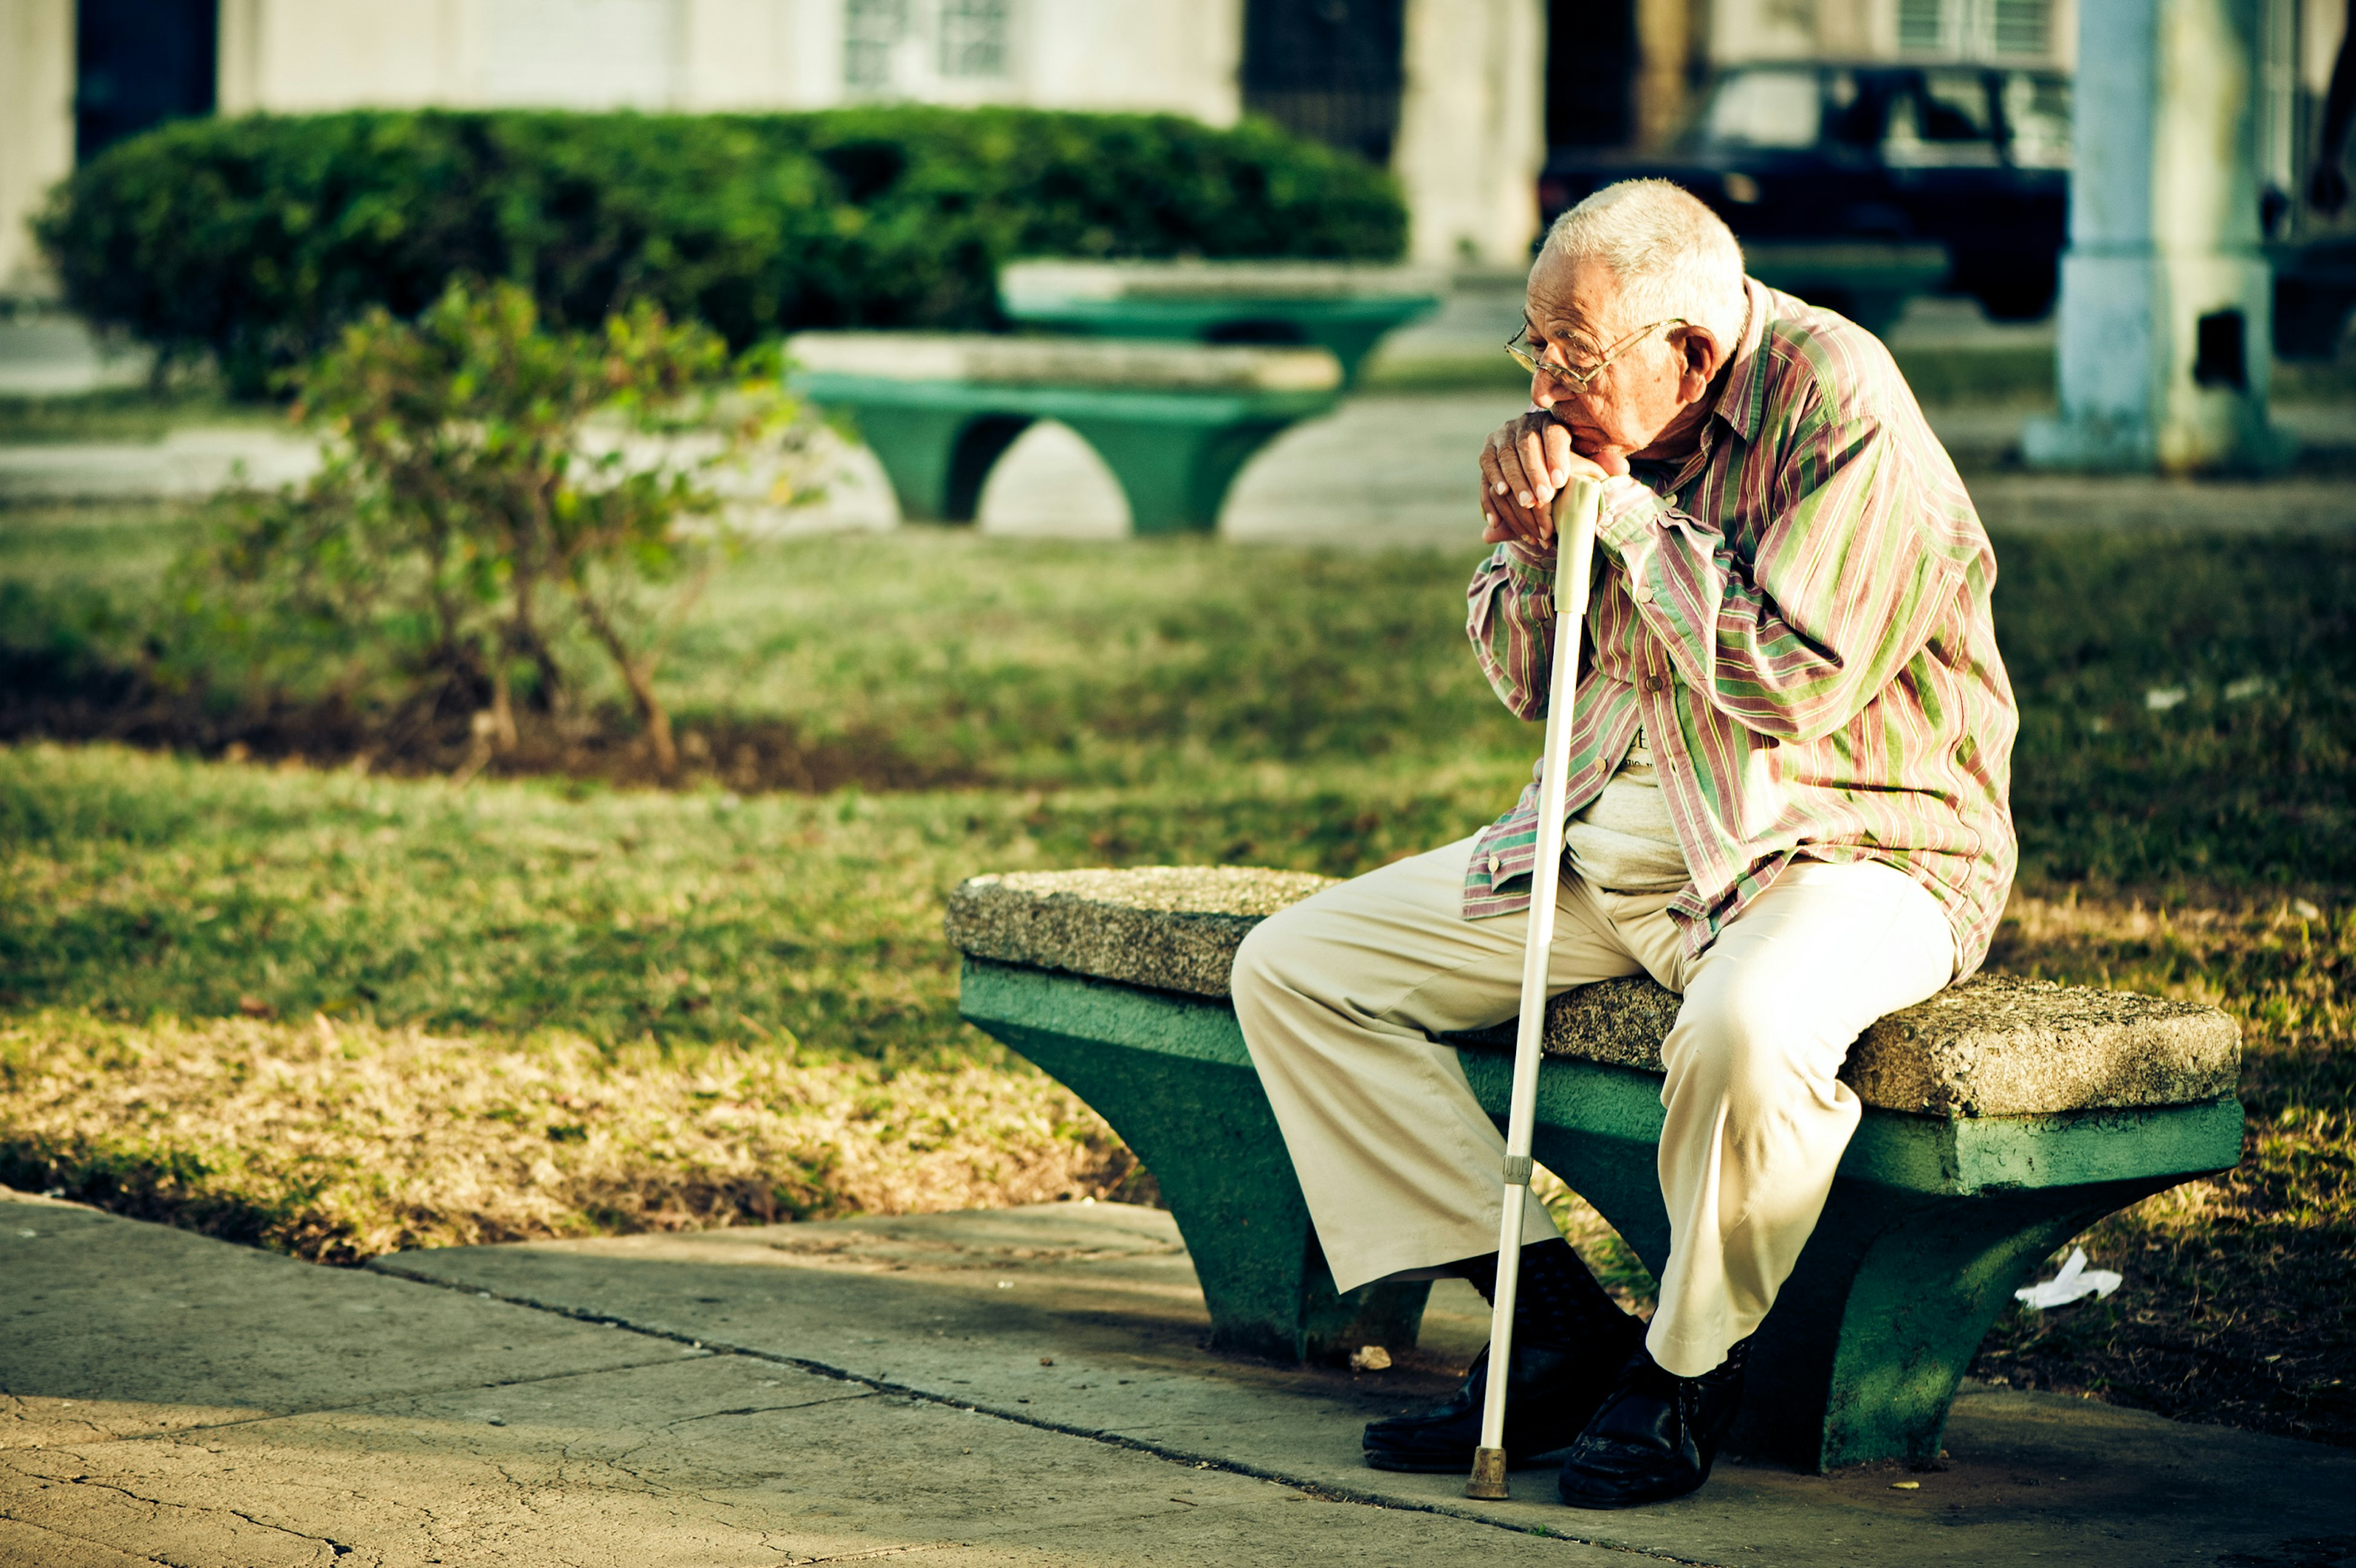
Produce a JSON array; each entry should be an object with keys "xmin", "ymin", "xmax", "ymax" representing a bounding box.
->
[
  {"xmin": 1487, "ymin": 855, "xmax": 1501, "ymax": 874},
  {"xmin": 1632, "ymin": 581, "xmax": 1653, "ymax": 603}
]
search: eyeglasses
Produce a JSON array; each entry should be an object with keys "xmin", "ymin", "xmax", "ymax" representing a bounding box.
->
[{"xmin": 1504, "ymin": 317, "xmax": 1688, "ymax": 391}]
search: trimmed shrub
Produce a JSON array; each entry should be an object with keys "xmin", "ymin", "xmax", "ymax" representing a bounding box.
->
[
  {"xmin": 191, "ymin": 280, "xmax": 791, "ymax": 771},
  {"xmin": 36, "ymin": 107, "xmax": 1407, "ymax": 394}
]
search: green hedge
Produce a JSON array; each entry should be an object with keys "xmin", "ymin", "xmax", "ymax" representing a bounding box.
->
[{"xmin": 36, "ymin": 107, "xmax": 1407, "ymax": 394}]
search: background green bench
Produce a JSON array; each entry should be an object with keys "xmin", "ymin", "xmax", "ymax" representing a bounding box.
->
[
  {"xmin": 1741, "ymin": 241, "xmax": 1954, "ymax": 336},
  {"xmin": 949, "ymin": 867, "xmax": 2243, "ymax": 1474},
  {"xmin": 998, "ymin": 259, "xmax": 1442, "ymax": 387},
  {"xmin": 788, "ymin": 332, "xmax": 1342, "ymax": 536}
]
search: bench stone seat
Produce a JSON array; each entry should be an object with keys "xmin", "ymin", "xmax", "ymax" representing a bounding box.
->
[
  {"xmin": 950, "ymin": 866, "xmax": 2244, "ymax": 1472},
  {"xmin": 947, "ymin": 867, "xmax": 2239, "ymax": 1118},
  {"xmin": 998, "ymin": 260, "xmax": 1444, "ymax": 385},
  {"xmin": 787, "ymin": 332, "xmax": 1342, "ymax": 534}
]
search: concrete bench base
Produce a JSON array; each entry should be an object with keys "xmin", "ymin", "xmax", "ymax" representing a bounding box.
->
[
  {"xmin": 789, "ymin": 335, "xmax": 1341, "ymax": 534},
  {"xmin": 962, "ymin": 957, "xmax": 2239, "ymax": 1470}
]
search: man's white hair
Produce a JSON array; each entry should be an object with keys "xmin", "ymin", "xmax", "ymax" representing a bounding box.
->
[{"xmin": 1543, "ymin": 180, "xmax": 1747, "ymax": 348}]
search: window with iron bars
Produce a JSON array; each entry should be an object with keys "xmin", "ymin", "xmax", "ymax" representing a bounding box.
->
[
  {"xmin": 1894, "ymin": 0, "xmax": 2050, "ymax": 61},
  {"xmin": 938, "ymin": 0, "xmax": 1009, "ymax": 79},
  {"xmin": 844, "ymin": 0, "xmax": 907, "ymax": 91}
]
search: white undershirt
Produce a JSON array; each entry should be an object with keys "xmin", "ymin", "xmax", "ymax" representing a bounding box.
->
[{"xmin": 1563, "ymin": 729, "xmax": 1690, "ymax": 894}]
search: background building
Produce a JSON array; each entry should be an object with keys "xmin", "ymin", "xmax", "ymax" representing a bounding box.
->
[{"xmin": 1, "ymin": 0, "xmax": 2347, "ymax": 299}]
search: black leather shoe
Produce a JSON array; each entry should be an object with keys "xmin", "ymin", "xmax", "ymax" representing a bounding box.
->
[
  {"xmin": 1556, "ymin": 1342, "xmax": 1749, "ymax": 1508},
  {"xmin": 1363, "ymin": 1315, "xmax": 1644, "ymax": 1473}
]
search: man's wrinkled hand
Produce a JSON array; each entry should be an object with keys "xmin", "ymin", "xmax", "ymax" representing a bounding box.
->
[{"xmin": 1479, "ymin": 413, "xmax": 1618, "ymax": 551}]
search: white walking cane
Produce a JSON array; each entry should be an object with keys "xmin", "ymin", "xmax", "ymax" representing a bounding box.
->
[{"xmin": 1464, "ymin": 475, "xmax": 1602, "ymax": 1502}]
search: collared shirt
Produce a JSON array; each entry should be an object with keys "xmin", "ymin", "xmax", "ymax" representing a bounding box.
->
[{"xmin": 1463, "ymin": 278, "xmax": 2018, "ymax": 977}]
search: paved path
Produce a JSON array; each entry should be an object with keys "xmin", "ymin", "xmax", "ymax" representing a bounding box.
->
[
  {"xmin": 4, "ymin": 386, "xmax": 2353, "ymax": 544},
  {"xmin": 5, "ymin": 1191, "xmax": 2350, "ymax": 1566},
  {"xmin": 0, "ymin": 316, "xmax": 151, "ymax": 399}
]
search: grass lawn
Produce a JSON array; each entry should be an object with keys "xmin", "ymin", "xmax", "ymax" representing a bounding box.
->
[
  {"xmin": 1, "ymin": 503, "xmax": 2350, "ymax": 1448},
  {"xmin": 0, "ymin": 386, "xmax": 283, "ymax": 445}
]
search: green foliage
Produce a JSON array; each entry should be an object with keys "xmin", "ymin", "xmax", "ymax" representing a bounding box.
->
[
  {"xmin": 34, "ymin": 107, "xmax": 1409, "ymax": 394},
  {"xmin": 187, "ymin": 280, "xmax": 791, "ymax": 771}
]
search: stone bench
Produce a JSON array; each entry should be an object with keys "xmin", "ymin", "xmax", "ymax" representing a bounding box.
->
[
  {"xmin": 947, "ymin": 866, "xmax": 2244, "ymax": 1472},
  {"xmin": 1740, "ymin": 241, "xmax": 1952, "ymax": 336},
  {"xmin": 787, "ymin": 332, "xmax": 1342, "ymax": 534},
  {"xmin": 998, "ymin": 259, "xmax": 1443, "ymax": 386}
]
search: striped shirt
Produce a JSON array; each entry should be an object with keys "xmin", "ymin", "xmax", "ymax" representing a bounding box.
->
[{"xmin": 1463, "ymin": 279, "xmax": 2018, "ymax": 978}]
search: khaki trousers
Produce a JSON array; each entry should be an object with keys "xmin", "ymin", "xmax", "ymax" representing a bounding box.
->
[{"xmin": 1231, "ymin": 837, "xmax": 1954, "ymax": 1377}]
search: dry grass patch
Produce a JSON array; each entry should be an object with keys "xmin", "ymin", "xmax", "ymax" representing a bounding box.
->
[
  {"xmin": 0, "ymin": 1008, "xmax": 1147, "ymax": 1265},
  {"xmin": 1971, "ymin": 891, "xmax": 2355, "ymax": 1448}
]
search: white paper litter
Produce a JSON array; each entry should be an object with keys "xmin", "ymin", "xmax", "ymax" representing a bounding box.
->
[
  {"xmin": 1348, "ymin": 1345, "xmax": 1393, "ymax": 1372},
  {"xmin": 2014, "ymin": 1247, "xmax": 2123, "ymax": 1310}
]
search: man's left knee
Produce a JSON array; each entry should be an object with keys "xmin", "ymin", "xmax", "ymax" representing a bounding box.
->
[
  {"xmin": 1667, "ymin": 969, "xmax": 1850, "ymax": 1108},
  {"xmin": 1231, "ymin": 898, "xmax": 1337, "ymax": 1017}
]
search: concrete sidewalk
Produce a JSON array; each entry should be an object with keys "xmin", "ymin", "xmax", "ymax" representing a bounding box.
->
[
  {"xmin": 4, "ymin": 1191, "xmax": 2350, "ymax": 1567},
  {"xmin": 9, "ymin": 394, "xmax": 2355, "ymax": 544}
]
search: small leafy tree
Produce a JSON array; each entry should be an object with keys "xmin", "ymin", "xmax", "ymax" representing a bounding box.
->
[{"xmin": 198, "ymin": 280, "xmax": 793, "ymax": 774}]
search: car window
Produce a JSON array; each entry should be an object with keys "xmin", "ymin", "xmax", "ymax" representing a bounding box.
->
[
  {"xmin": 1701, "ymin": 69, "xmax": 1821, "ymax": 149},
  {"xmin": 1883, "ymin": 72, "xmax": 2000, "ymax": 166},
  {"xmin": 1823, "ymin": 69, "xmax": 1884, "ymax": 148},
  {"xmin": 1999, "ymin": 72, "xmax": 2071, "ymax": 168}
]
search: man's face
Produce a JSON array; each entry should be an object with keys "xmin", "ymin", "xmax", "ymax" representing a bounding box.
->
[{"xmin": 1520, "ymin": 251, "xmax": 1698, "ymax": 464}]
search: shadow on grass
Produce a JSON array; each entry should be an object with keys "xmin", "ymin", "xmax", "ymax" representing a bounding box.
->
[{"xmin": 0, "ymin": 643, "xmax": 980, "ymax": 795}]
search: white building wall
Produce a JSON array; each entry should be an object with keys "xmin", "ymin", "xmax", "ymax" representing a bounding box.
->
[
  {"xmin": 212, "ymin": 0, "xmax": 1238, "ymax": 120},
  {"xmin": 1395, "ymin": 0, "xmax": 1546, "ymax": 266},
  {"xmin": 1011, "ymin": 0, "xmax": 1241, "ymax": 123},
  {"xmin": 218, "ymin": 0, "xmax": 473, "ymax": 112},
  {"xmin": 0, "ymin": 0, "xmax": 75, "ymax": 294},
  {"xmin": 677, "ymin": 0, "xmax": 809, "ymax": 108}
]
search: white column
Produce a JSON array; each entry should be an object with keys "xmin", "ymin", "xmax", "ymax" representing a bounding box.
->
[
  {"xmin": 0, "ymin": 0, "xmax": 74, "ymax": 296},
  {"xmin": 1393, "ymin": 0, "xmax": 1545, "ymax": 267},
  {"xmin": 2023, "ymin": 0, "xmax": 2288, "ymax": 473}
]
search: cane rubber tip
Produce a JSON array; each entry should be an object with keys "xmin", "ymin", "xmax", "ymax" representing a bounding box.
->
[{"xmin": 1464, "ymin": 1447, "xmax": 1511, "ymax": 1499}]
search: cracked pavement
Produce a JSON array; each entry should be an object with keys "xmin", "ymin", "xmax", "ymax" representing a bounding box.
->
[{"xmin": 4, "ymin": 1194, "xmax": 2352, "ymax": 1567}]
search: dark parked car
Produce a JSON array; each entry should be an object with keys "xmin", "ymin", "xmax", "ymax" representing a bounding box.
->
[
  {"xmin": 1540, "ymin": 62, "xmax": 2071, "ymax": 324},
  {"xmin": 1544, "ymin": 62, "xmax": 2356, "ymax": 356}
]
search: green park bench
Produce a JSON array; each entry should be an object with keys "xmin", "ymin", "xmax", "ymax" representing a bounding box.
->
[
  {"xmin": 949, "ymin": 866, "xmax": 2244, "ymax": 1473},
  {"xmin": 787, "ymin": 332, "xmax": 1342, "ymax": 536},
  {"xmin": 1742, "ymin": 241, "xmax": 1952, "ymax": 336},
  {"xmin": 997, "ymin": 259, "xmax": 1443, "ymax": 386}
]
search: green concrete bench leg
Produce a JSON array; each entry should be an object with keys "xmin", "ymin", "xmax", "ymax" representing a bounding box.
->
[
  {"xmin": 1059, "ymin": 413, "xmax": 1295, "ymax": 535},
  {"xmin": 961, "ymin": 961, "xmax": 1427, "ymax": 1361},
  {"xmin": 1750, "ymin": 1170, "xmax": 2181, "ymax": 1468},
  {"xmin": 842, "ymin": 407, "xmax": 1034, "ymax": 523},
  {"xmin": 834, "ymin": 402, "xmax": 1294, "ymax": 534},
  {"xmin": 1457, "ymin": 1050, "xmax": 2242, "ymax": 1469}
]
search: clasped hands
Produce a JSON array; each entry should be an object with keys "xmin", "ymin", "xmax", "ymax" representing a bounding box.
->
[{"xmin": 1480, "ymin": 411, "xmax": 1628, "ymax": 552}]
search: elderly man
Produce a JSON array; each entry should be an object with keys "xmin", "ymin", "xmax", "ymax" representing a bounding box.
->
[{"xmin": 1230, "ymin": 180, "xmax": 2016, "ymax": 1508}]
